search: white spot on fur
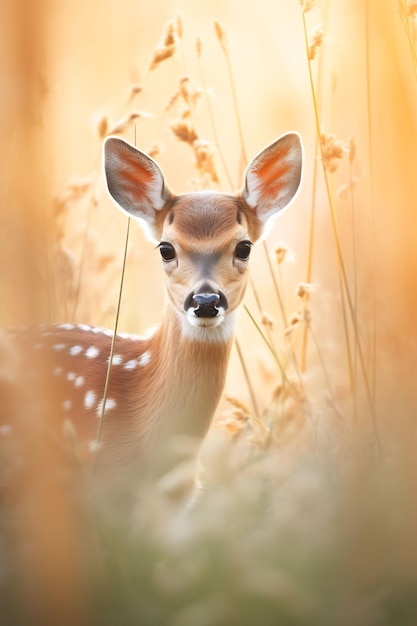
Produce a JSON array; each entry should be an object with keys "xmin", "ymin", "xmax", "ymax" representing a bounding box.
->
[
  {"xmin": 84, "ymin": 390, "xmax": 96, "ymax": 409},
  {"xmin": 78, "ymin": 324, "xmax": 91, "ymax": 332},
  {"xmin": 67, "ymin": 372, "xmax": 76, "ymax": 381},
  {"xmin": 59, "ymin": 323, "xmax": 74, "ymax": 330},
  {"xmin": 53, "ymin": 343, "xmax": 66, "ymax": 351},
  {"xmin": 138, "ymin": 351, "xmax": 151, "ymax": 366},
  {"xmin": 91, "ymin": 327, "xmax": 103, "ymax": 334},
  {"xmin": 143, "ymin": 325, "xmax": 158, "ymax": 340},
  {"xmin": 33, "ymin": 343, "xmax": 43, "ymax": 350},
  {"xmin": 110, "ymin": 354, "xmax": 123, "ymax": 366},
  {"xmin": 124, "ymin": 359, "xmax": 138, "ymax": 370},
  {"xmin": 63, "ymin": 400, "xmax": 72, "ymax": 411},
  {"xmin": 103, "ymin": 329, "xmax": 114, "ymax": 337},
  {"xmin": 96, "ymin": 397, "xmax": 117, "ymax": 418},
  {"xmin": 53, "ymin": 366, "xmax": 63, "ymax": 376},
  {"xmin": 85, "ymin": 346, "xmax": 99, "ymax": 359},
  {"xmin": 70, "ymin": 345, "xmax": 83, "ymax": 356},
  {"xmin": 75, "ymin": 376, "xmax": 84, "ymax": 387}
]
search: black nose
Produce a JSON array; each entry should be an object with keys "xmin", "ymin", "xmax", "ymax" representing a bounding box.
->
[{"xmin": 192, "ymin": 293, "xmax": 220, "ymax": 318}]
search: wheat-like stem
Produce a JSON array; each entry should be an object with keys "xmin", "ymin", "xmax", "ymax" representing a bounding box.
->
[
  {"xmin": 196, "ymin": 41, "xmax": 234, "ymax": 190},
  {"xmin": 92, "ymin": 217, "xmax": 131, "ymax": 470},
  {"xmin": 301, "ymin": 9, "xmax": 382, "ymax": 457},
  {"xmin": 235, "ymin": 337, "xmax": 260, "ymax": 419},
  {"xmin": 248, "ymin": 276, "xmax": 281, "ymax": 362},
  {"xmin": 348, "ymin": 147, "xmax": 359, "ymax": 422},
  {"xmin": 300, "ymin": 151, "xmax": 318, "ymax": 371},
  {"xmin": 214, "ymin": 21, "xmax": 247, "ymax": 165},
  {"xmin": 243, "ymin": 304, "xmax": 286, "ymax": 381},
  {"xmin": 300, "ymin": 0, "xmax": 327, "ymax": 371}
]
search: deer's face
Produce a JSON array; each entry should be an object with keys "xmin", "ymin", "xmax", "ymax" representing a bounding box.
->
[
  {"xmin": 158, "ymin": 191, "xmax": 254, "ymax": 332},
  {"xmin": 103, "ymin": 132, "xmax": 303, "ymax": 340}
]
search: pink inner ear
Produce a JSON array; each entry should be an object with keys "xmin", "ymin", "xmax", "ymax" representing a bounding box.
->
[
  {"xmin": 254, "ymin": 144, "xmax": 292, "ymax": 207},
  {"xmin": 256, "ymin": 160, "xmax": 291, "ymax": 205},
  {"xmin": 118, "ymin": 150, "xmax": 155, "ymax": 204}
]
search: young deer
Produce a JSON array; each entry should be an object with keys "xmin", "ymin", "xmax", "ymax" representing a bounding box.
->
[{"xmin": 1, "ymin": 133, "xmax": 302, "ymax": 499}]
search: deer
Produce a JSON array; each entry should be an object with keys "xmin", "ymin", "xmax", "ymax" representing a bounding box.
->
[{"xmin": 0, "ymin": 133, "xmax": 302, "ymax": 503}]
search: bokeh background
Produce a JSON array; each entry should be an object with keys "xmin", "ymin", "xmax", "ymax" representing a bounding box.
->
[{"xmin": 1, "ymin": 0, "xmax": 417, "ymax": 624}]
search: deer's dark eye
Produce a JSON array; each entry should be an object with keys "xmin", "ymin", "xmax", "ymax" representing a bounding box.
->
[
  {"xmin": 159, "ymin": 242, "xmax": 176, "ymax": 261},
  {"xmin": 235, "ymin": 241, "xmax": 252, "ymax": 261}
]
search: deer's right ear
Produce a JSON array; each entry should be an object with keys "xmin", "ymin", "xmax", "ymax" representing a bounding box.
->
[
  {"xmin": 241, "ymin": 132, "xmax": 303, "ymax": 231},
  {"xmin": 103, "ymin": 136, "xmax": 172, "ymax": 242}
]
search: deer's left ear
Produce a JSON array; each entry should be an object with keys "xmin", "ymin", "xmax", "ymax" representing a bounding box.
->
[{"xmin": 241, "ymin": 132, "xmax": 303, "ymax": 224}]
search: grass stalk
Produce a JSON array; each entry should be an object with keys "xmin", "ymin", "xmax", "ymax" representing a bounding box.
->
[
  {"xmin": 248, "ymin": 275, "xmax": 280, "ymax": 361},
  {"xmin": 243, "ymin": 304, "xmax": 286, "ymax": 380},
  {"xmin": 300, "ymin": 153, "xmax": 318, "ymax": 371},
  {"xmin": 92, "ymin": 217, "xmax": 131, "ymax": 469},
  {"xmin": 235, "ymin": 337, "xmax": 260, "ymax": 419},
  {"xmin": 214, "ymin": 21, "xmax": 247, "ymax": 165},
  {"xmin": 348, "ymin": 151, "xmax": 359, "ymax": 421},
  {"xmin": 196, "ymin": 44, "xmax": 234, "ymax": 190},
  {"xmin": 262, "ymin": 241, "xmax": 289, "ymax": 330},
  {"xmin": 301, "ymin": 9, "xmax": 382, "ymax": 456}
]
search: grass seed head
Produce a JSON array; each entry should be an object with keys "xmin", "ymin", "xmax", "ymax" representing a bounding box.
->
[
  {"xmin": 175, "ymin": 14, "xmax": 183, "ymax": 39},
  {"xmin": 193, "ymin": 139, "xmax": 219, "ymax": 184},
  {"xmin": 147, "ymin": 143, "xmax": 162, "ymax": 158},
  {"xmin": 308, "ymin": 24, "xmax": 324, "ymax": 60},
  {"xmin": 226, "ymin": 395, "xmax": 252, "ymax": 416},
  {"xmin": 404, "ymin": 0, "xmax": 417, "ymax": 17},
  {"xmin": 300, "ymin": 0, "xmax": 318, "ymax": 12},
  {"xmin": 285, "ymin": 312, "xmax": 303, "ymax": 335},
  {"xmin": 214, "ymin": 20, "xmax": 229, "ymax": 54},
  {"xmin": 261, "ymin": 312, "xmax": 275, "ymax": 331},
  {"xmin": 127, "ymin": 84, "xmax": 143, "ymax": 104},
  {"xmin": 196, "ymin": 37, "xmax": 202, "ymax": 58},
  {"xmin": 149, "ymin": 20, "xmax": 178, "ymax": 71},
  {"xmin": 108, "ymin": 111, "xmax": 153, "ymax": 135},
  {"xmin": 96, "ymin": 114, "xmax": 109, "ymax": 139},
  {"xmin": 216, "ymin": 409, "xmax": 248, "ymax": 436},
  {"xmin": 170, "ymin": 118, "xmax": 199, "ymax": 144},
  {"xmin": 274, "ymin": 242, "xmax": 290, "ymax": 265},
  {"xmin": 320, "ymin": 133, "xmax": 347, "ymax": 172},
  {"xmin": 296, "ymin": 282, "xmax": 315, "ymax": 302},
  {"xmin": 180, "ymin": 76, "xmax": 203, "ymax": 106},
  {"xmin": 53, "ymin": 177, "xmax": 92, "ymax": 215}
]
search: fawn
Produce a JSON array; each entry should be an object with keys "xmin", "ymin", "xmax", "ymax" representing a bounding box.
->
[{"xmin": 1, "ymin": 133, "xmax": 302, "ymax": 500}]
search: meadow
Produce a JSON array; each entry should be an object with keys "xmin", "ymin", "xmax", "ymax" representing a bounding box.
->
[{"xmin": 1, "ymin": 0, "xmax": 417, "ymax": 624}]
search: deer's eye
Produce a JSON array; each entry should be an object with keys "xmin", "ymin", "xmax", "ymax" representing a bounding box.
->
[
  {"xmin": 235, "ymin": 241, "xmax": 252, "ymax": 261},
  {"xmin": 159, "ymin": 242, "xmax": 176, "ymax": 262}
]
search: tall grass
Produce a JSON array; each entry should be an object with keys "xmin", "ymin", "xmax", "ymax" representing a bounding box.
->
[{"xmin": 1, "ymin": 1, "xmax": 417, "ymax": 624}]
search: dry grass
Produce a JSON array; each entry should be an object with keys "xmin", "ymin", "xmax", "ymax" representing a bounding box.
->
[{"xmin": 1, "ymin": 1, "xmax": 417, "ymax": 624}]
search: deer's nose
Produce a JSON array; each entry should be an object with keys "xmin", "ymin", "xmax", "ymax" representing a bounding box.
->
[{"xmin": 192, "ymin": 293, "xmax": 220, "ymax": 318}]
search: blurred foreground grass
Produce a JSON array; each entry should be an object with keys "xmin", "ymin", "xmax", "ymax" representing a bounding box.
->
[{"xmin": 3, "ymin": 425, "xmax": 417, "ymax": 626}]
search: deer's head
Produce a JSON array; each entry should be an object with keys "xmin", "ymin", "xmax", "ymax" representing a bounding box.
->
[{"xmin": 104, "ymin": 134, "xmax": 302, "ymax": 341}]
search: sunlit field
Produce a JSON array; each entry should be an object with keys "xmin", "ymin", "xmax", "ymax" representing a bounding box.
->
[{"xmin": 1, "ymin": 0, "xmax": 417, "ymax": 624}]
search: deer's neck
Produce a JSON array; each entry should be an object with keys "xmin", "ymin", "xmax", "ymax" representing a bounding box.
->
[{"xmin": 138, "ymin": 305, "xmax": 236, "ymax": 475}]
